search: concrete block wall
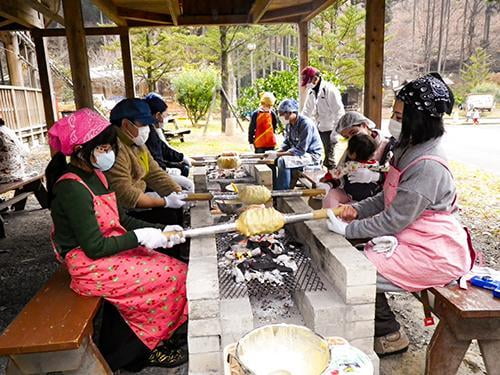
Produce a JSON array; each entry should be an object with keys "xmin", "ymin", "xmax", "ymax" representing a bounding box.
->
[
  {"xmin": 187, "ymin": 201, "xmax": 222, "ymax": 374},
  {"xmin": 278, "ymin": 197, "xmax": 379, "ymax": 372},
  {"xmin": 192, "ymin": 166, "xmax": 207, "ymax": 193},
  {"xmin": 244, "ymin": 164, "xmax": 273, "ymax": 189}
]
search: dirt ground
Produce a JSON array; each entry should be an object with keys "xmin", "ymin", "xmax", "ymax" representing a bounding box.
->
[{"xmin": 0, "ymin": 145, "xmax": 498, "ymax": 374}]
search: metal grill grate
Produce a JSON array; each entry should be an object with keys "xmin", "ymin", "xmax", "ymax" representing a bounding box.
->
[{"xmin": 216, "ymin": 231, "xmax": 326, "ymax": 299}]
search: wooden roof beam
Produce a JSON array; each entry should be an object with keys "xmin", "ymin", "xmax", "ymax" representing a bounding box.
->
[
  {"xmin": 177, "ymin": 15, "xmax": 247, "ymax": 26},
  {"xmin": 301, "ymin": 0, "xmax": 339, "ymax": 22},
  {"xmin": 20, "ymin": 0, "xmax": 65, "ymax": 26},
  {"xmin": 249, "ymin": 0, "xmax": 273, "ymax": 23},
  {"xmin": 117, "ymin": 7, "xmax": 173, "ymax": 24},
  {"xmin": 261, "ymin": 3, "xmax": 314, "ymax": 22},
  {"xmin": 0, "ymin": 0, "xmax": 43, "ymax": 28},
  {"xmin": 166, "ymin": 0, "xmax": 181, "ymax": 26},
  {"xmin": 91, "ymin": 0, "xmax": 127, "ymax": 26}
]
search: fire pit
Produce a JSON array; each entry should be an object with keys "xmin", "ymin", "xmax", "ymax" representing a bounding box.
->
[{"xmin": 186, "ymin": 191, "xmax": 379, "ymax": 374}]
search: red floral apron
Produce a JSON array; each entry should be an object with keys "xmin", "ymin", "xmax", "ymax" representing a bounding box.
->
[
  {"xmin": 52, "ymin": 170, "xmax": 187, "ymax": 350},
  {"xmin": 365, "ymin": 155, "xmax": 475, "ymax": 292}
]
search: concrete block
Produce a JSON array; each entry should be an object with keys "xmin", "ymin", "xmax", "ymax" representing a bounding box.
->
[
  {"xmin": 349, "ymin": 336, "xmax": 374, "ymax": 354},
  {"xmin": 189, "ymin": 298, "xmax": 220, "ymax": 320},
  {"xmin": 189, "ymin": 318, "xmax": 222, "ymax": 337},
  {"xmin": 220, "ymin": 298, "xmax": 254, "ymax": 335},
  {"xmin": 188, "ymin": 334, "xmax": 221, "ymax": 354},
  {"xmin": 315, "ymin": 320, "xmax": 374, "ymax": 340},
  {"xmin": 188, "ymin": 351, "xmax": 221, "ymax": 374},
  {"xmin": 187, "ymin": 256, "xmax": 219, "ymax": 301},
  {"xmin": 368, "ymin": 351, "xmax": 380, "ymax": 375},
  {"xmin": 190, "ymin": 236, "xmax": 217, "ymax": 258},
  {"xmin": 190, "ymin": 201, "xmax": 213, "ymax": 227},
  {"xmin": 193, "ymin": 166, "xmax": 207, "ymax": 193},
  {"xmin": 253, "ymin": 164, "xmax": 273, "ymax": 188},
  {"xmin": 344, "ymin": 284, "xmax": 377, "ymax": 305}
]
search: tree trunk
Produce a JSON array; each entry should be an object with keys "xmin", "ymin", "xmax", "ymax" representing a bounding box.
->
[
  {"xmin": 481, "ymin": 3, "xmax": 493, "ymax": 48},
  {"xmin": 145, "ymin": 31, "xmax": 155, "ymax": 93},
  {"xmin": 442, "ymin": 0, "xmax": 451, "ymax": 73},
  {"xmin": 467, "ymin": 0, "xmax": 484, "ymax": 59},
  {"xmin": 219, "ymin": 26, "xmax": 229, "ymax": 132},
  {"xmin": 459, "ymin": 0, "xmax": 469, "ymax": 70},
  {"xmin": 427, "ymin": 0, "xmax": 436, "ymax": 71},
  {"xmin": 412, "ymin": 0, "xmax": 417, "ymax": 64},
  {"xmin": 436, "ymin": 0, "xmax": 445, "ymax": 72}
]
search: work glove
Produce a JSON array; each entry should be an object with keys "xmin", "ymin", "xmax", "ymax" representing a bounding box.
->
[
  {"xmin": 164, "ymin": 192, "xmax": 187, "ymax": 209},
  {"xmin": 370, "ymin": 236, "xmax": 398, "ymax": 258},
  {"xmin": 348, "ymin": 168, "xmax": 380, "ymax": 184},
  {"xmin": 165, "ymin": 167, "xmax": 182, "ymax": 176},
  {"xmin": 264, "ymin": 150, "xmax": 278, "ymax": 159},
  {"xmin": 316, "ymin": 182, "xmax": 332, "ymax": 195},
  {"xmin": 326, "ymin": 209, "xmax": 348, "ymax": 236},
  {"xmin": 163, "ymin": 225, "xmax": 186, "ymax": 247},
  {"xmin": 134, "ymin": 228, "xmax": 168, "ymax": 249},
  {"xmin": 182, "ymin": 155, "xmax": 192, "ymax": 167}
]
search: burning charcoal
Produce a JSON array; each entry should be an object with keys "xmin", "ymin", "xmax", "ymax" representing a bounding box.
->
[
  {"xmin": 225, "ymin": 250, "xmax": 236, "ymax": 260},
  {"xmin": 262, "ymin": 270, "xmax": 284, "ymax": 285},
  {"xmin": 274, "ymin": 264, "xmax": 294, "ymax": 273},
  {"xmin": 275, "ymin": 229, "xmax": 286, "ymax": 239},
  {"xmin": 246, "ymin": 240, "xmax": 261, "ymax": 250},
  {"xmin": 248, "ymin": 256, "xmax": 278, "ymax": 271},
  {"xmin": 275, "ymin": 254, "xmax": 298, "ymax": 272},
  {"xmin": 258, "ymin": 240, "xmax": 272, "ymax": 249},
  {"xmin": 232, "ymin": 267, "xmax": 245, "ymax": 283},
  {"xmin": 270, "ymin": 242, "xmax": 285, "ymax": 255},
  {"xmin": 287, "ymin": 241, "xmax": 303, "ymax": 249}
]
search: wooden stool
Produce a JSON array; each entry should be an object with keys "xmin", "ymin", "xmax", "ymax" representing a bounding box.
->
[{"xmin": 425, "ymin": 285, "xmax": 500, "ymax": 375}]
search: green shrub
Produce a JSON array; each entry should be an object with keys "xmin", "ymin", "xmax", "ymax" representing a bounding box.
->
[
  {"xmin": 237, "ymin": 66, "xmax": 298, "ymax": 121},
  {"xmin": 471, "ymin": 82, "xmax": 500, "ymax": 101},
  {"xmin": 172, "ymin": 69, "xmax": 219, "ymax": 126}
]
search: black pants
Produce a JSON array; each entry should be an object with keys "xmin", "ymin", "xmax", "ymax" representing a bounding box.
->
[
  {"xmin": 375, "ymin": 293, "xmax": 401, "ymax": 337},
  {"xmin": 255, "ymin": 146, "xmax": 275, "ymax": 154},
  {"xmin": 99, "ymin": 301, "xmax": 150, "ymax": 371},
  {"xmin": 319, "ymin": 130, "xmax": 337, "ymax": 169}
]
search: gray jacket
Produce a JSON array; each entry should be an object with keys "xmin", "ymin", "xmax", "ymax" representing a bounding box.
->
[{"xmin": 346, "ymin": 137, "xmax": 456, "ymax": 239}]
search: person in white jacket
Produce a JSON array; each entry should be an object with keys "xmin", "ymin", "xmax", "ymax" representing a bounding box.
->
[{"xmin": 301, "ymin": 66, "xmax": 345, "ymax": 169}]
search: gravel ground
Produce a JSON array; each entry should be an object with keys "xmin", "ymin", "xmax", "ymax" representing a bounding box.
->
[{"xmin": 1, "ymin": 145, "xmax": 498, "ymax": 374}]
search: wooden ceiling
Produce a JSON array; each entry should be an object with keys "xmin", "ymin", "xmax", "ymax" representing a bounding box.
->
[{"xmin": 0, "ymin": 0, "xmax": 339, "ymax": 31}]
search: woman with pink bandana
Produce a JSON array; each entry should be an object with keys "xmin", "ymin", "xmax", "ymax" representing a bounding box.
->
[{"xmin": 45, "ymin": 108, "xmax": 188, "ymax": 371}]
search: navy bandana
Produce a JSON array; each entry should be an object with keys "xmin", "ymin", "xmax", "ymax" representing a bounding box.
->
[{"xmin": 396, "ymin": 73, "xmax": 454, "ymax": 117}]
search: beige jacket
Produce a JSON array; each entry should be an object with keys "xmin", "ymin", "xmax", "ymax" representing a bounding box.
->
[{"xmin": 105, "ymin": 128, "xmax": 181, "ymax": 208}]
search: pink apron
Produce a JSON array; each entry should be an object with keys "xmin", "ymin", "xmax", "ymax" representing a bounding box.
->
[
  {"xmin": 52, "ymin": 170, "xmax": 187, "ymax": 350},
  {"xmin": 365, "ymin": 155, "xmax": 475, "ymax": 292}
]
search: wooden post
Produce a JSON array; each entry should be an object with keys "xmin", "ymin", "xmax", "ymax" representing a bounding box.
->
[
  {"xmin": 298, "ymin": 21, "xmax": 309, "ymax": 110},
  {"xmin": 363, "ymin": 0, "xmax": 385, "ymax": 128},
  {"xmin": 119, "ymin": 27, "xmax": 135, "ymax": 98},
  {"xmin": 4, "ymin": 33, "xmax": 24, "ymax": 86},
  {"xmin": 32, "ymin": 30, "xmax": 56, "ymax": 129},
  {"xmin": 62, "ymin": 0, "xmax": 93, "ymax": 109}
]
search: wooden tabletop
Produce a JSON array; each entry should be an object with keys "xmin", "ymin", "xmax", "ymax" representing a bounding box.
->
[
  {"xmin": 430, "ymin": 284, "xmax": 500, "ymax": 319},
  {"xmin": 0, "ymin": 174, "xmax": 44, "ymax": 195},
  {"xmin": 0, "ymin": 267, "xmax": 101, "ymax": 355}
]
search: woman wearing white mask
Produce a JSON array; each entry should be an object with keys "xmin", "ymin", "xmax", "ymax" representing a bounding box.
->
[
  {"xmin": 327, "ymin": 73, "xmax": 477, "ymax": 356},
  {"xmin": 46, "ymin": 108, "xmax": 189, "ymax": 371},
  {"xmin": 321, "ymin": 111, "xmax": 396, "ymax": 208},
  {"xmin": 105, "ymin": 99, "xmax": 187, "ymax": 228}
]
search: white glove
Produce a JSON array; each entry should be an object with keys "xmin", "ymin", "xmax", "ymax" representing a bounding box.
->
[
  {"xmin": 166, "ymin": 167, "xmax": 182, "ymax": 176},
  {"xmin": 265, "ymin": 150, "xmax": 278, "ymax": 158},
  {"xmin": 134, "ymin": 228, "xmax": 168, "ymax": 249},
  {"xmin": 182, "ymin": 155, "xmax": 192, "ymax": 167},
  {"xmin": 164, "ymin": 192, "xmax": 187, "ymax": 208},
  {"xmin": 348, "ymin": 168, "xmax": 380, "ymax": 184},
  {"xmin": 370, "ymin": 236, "xmax": 398, "ymax": 258},
  {"xmin": 163, "ymin": 225, "xmax": 186, "ymax": 247},
  {"xmin": 316, "ymin": 182, "xmax": 331, "ymax": 195},
  {"xmin": 144, "ymin": 191, "xmax": 161, "ymax": 199},
  {"xmin": 326, "ymin": 209, "xmax": 348, "ymax": 236}
]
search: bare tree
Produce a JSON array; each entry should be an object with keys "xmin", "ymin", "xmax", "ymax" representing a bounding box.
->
[{"xmin": 459, "ymin": 0, "xmax": 469, "ymax": 70}]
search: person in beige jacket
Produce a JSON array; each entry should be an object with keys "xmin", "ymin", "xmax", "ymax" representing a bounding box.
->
[{"xmin": 106, "ymin": 98, "xmax": 186, "ymax": 226}]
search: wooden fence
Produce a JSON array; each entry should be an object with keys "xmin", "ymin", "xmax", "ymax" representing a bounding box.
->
[{"xmin": 0, "ymin": 85, "xmax": 46, "ymax": 144}]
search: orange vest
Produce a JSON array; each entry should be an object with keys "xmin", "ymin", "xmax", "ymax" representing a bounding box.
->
[{"xmin": 254, "ymin": 112, "xmax": 276, "ymax": 148}]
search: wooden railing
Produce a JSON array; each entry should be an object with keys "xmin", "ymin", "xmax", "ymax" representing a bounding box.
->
[{"xmin": 0, "ymin": 85, "xmax": 46, "ymax": 144}]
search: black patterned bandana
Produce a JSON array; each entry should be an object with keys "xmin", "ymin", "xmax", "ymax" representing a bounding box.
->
[{"xmin": 396, "ymin": 73, "xmax": 454, "ymax": 117}]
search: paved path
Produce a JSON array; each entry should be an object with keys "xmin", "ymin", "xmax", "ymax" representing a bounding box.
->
[{"xmin": 380, "ymin": 119, "xmax": 500, "ymax": 175}]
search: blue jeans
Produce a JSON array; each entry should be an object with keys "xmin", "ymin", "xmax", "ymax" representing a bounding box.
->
[{"xmin": 275, "ymin": 157, "xmax": 302, "ymax": 190}]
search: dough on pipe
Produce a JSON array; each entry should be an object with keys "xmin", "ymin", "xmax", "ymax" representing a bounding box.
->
[
  {"xmin": 217, "ymin": 155, "xmax": 241, "ymax": 169},
  {"xmin": 236, "ymin": 207, "xmax": 285, "ymax": 236},
  {"xmin": 238, "ymin": 185, "xmax": 272, "ymax": 205}
]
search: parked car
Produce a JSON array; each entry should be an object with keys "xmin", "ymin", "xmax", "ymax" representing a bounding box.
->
[{"xmin": 465, "ymin": 94, "xmax": 495, "ymax": 112}]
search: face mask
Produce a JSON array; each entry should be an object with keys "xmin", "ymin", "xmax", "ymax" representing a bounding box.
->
[
  {"xmin": 279, "ymin": 115, "xmax": 288, "ymax": 125},
  {"xmin": 92, "ymin": 150, "xmax": 115, "ymax": 171},
  {"xmin": 306, "ymin": 82, "xmax": 315, "ymax": 90},
  {"xmin": 388, "ymin": 119, "xmax": 402, "ymax": 139},
  {"xmin": 132, "ymin": 125, "xmax": 150, "ymax": 146}
]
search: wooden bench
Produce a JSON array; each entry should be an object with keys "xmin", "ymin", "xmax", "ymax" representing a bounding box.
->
[
  {"xmin": 163, "ymin": 129, "xmax": 191, "ymax": 143},
  {"xmin": 0, "ymin": 267, "xmax": 110, "ymax": 374},
  {"xmin": 422, "ymin": 285, "xmax": 500, "ymax": 375},
  {"xmin": 0, "ymin": 174, "xmax": 49, "ymax": 238},
  {"xmin": 296, "ymin": 169, "xmax": 325, "ymax": 189}
]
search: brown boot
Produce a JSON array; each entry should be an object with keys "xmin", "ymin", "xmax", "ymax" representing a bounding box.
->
[{"xmin": 374, "ymin": 329, "xmax": 409, "ymax": 357}]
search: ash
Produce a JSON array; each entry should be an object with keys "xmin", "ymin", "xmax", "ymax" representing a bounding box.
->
[
  {"xmin": 206, "ymin": 165, "xmax": 249, "ymax": 180},
  {"xmin": 251, "ymin": 294, "xmax": 305, "ymax": 327}
]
